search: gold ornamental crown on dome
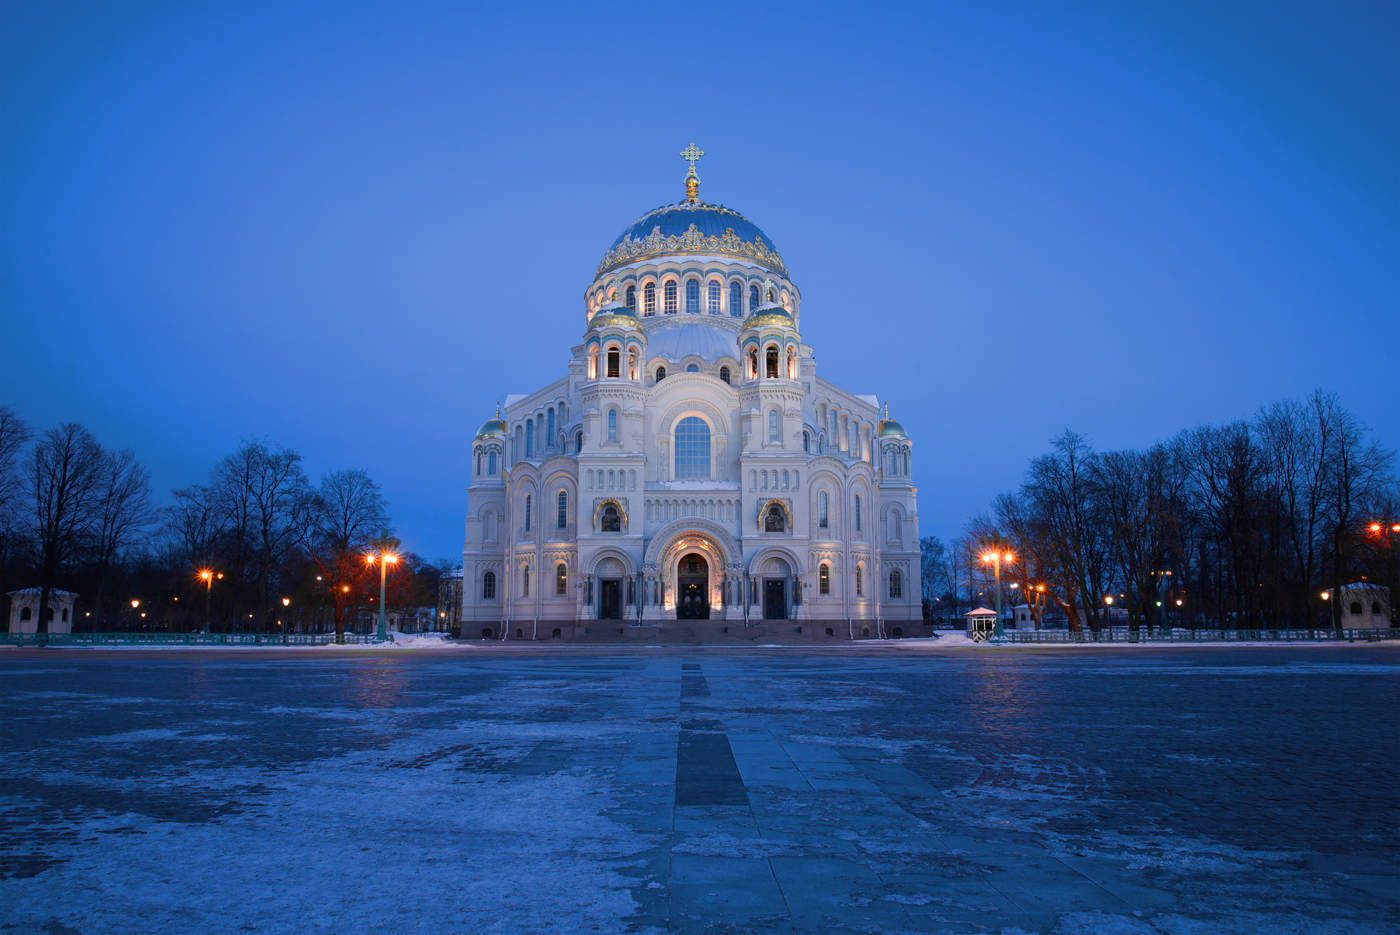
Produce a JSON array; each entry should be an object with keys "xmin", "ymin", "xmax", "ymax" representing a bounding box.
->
[{"xmin": 595, "ymin": 143, "xmax": 790, "ymax": 278}]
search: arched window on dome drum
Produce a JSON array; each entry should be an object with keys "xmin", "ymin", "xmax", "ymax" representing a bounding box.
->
[
  {"xmin": 664, "ymin": 281, "xmax": 678, "ymax": 314},
  {"xmin": 748, "ymin": 348, "xmax": 758, "ymax": 379},
  {"xmin": 487, "ymin": 451, "xmax": 496, "ymax": 474},
  {"xmin": 574, "ymin": 431, "xmax": 583, "ymax": 453},
  {"xmin": 889, "ymin": 569, "xmax": 903, "ymax": 599},
  {"xmin": 719, "ymin": 366, "xmax": 730, "ymax": 385},
  {"xmin": 628, "ymin": 347, "xmax": 638, "ymax": 380},
  {"xmin": 769, "ymin": 410, "xmax": 779, "ymax": 442},
  {"xmin": 546, "ymin": 409, "xmax": 555, "ymax": 449},
  {"xmin": 607, "ymin": 409, "xmax": 617, "ymax": 442},
  {"xmin": 819, "ymin": 564, "xmax": 830, "ymax": 595},
  {"xmin": 525, "ymin": 420, "xmax": 534, "ymax": 458},
  {"xmin": 787, "ymin": 347, "xmax": 797, "ymax": 378},
  {"xmin": 685, "ymin": 279, "xmax": 699, "ymax": 313},
  {"xmin": 655, "ymin": 366, "xmax": 666, "ymax": 382},
  {"xmin": 523, "ymin": 494, "xmax": 531, "ymax": 532},
  {"xmin": 707, "ymin": 280, "xmax": 721, "ymax": 314},
  {"xmin": 600, "ymin": 503, "xmax": 621, "ymax": 532},
  {"xmin": 764, "ymin": 504, "xmax": 786, "ymax": 533},
  {"xmin": 768, "ymin": 286, "xmax": 776, "ymax": 302},
  {"xmin": 482, "ymin": 571, "xmax": 496, "ymax": 599},
  {"xmin": 685, "ymin": 363, "xmax": 699, "ymax": 373},
  {"xmin": 818, "ymin": 491, "xmax": 829, "ymax": 528},
  {"xmin": 674, "ymin": 416, "xmax": 711, "ymax": 480},
  {"xmin": 557, "ymin": 490, "xmax": 568, "ymax": 529},
  {"xmin": 749, "ymin": 284, "xmax": 760, "ymax": 312},
  {"xmin": 625, "ymin": 285, "xmax": 635, "ymax": 311},
  {"xmin": 765, "ymin": 347, "xmax": 779, "ymax": 379},
  {"xmin": 803, "ymin": 431, "xmax": 810, "ymax": 453},
  {"xmin": 556, "ymin": 563, "xmax": 568, "ymax": 595},
  {"xmin": 606, "ymin": 348, "xmax": 620, "ymax": 378},
  {"xmin": 643, "ymin": 282, "xmax": 656, "ymax": 316},
  {"xmin": 855, "ymin": 494, "xmax": 862, "ymax": 531},
  {"xmin": 730, "ymin": 281, "xmax": 743, "ymax": 317}
]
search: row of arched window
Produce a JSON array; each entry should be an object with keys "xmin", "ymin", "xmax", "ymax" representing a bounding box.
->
[
  {"xmin": 611, "ymin": 278, "xmax": 788, "ymax": 318},
  {"xmin": 483, "ymin": 563, "xmax": 903, "ymax": 601},
  {"xmin": 813, "ymin": 491, "xmax": 862, "ymax": 531},
  {"xmin": 587, "ymin": 342, "xmax": 642, "ymax": 382},
  {"xmin": 815, "ymin": 402, "xmax": 875, "ymax": 462},
  {"xmin": 483, "ymin": 563, "xmax": 573, "ymax": 599},
  {"xmin": 814, "ymin": 564, "xmax": 902, "ymax": 598},
  {"xmin": 473, "ymin": 448, "xmax": 499, "ymax": 477},
  {"xmin": 509, "ymin": 400, "xmax": 570, "ymax": 466},
  {"xmin": 744, "ymin": 343, "xmax": 798, "ymax": 381},
  {"xmin": 655, "ymin": 364, "xmax": 731, "ymax": 384},
  {"xmin": 518, "ymin": 489, "xmax": 574, "ymax": 534}
]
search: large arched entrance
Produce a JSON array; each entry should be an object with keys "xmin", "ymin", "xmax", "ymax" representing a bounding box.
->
[{"xmin": 676, "ymin": 553, "xmax": 710, "ymax": 619}]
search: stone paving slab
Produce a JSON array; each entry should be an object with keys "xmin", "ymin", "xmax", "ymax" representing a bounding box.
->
[{"xmin": 0, "ymin": 644, "xmax": 1396, "ymax": 933}]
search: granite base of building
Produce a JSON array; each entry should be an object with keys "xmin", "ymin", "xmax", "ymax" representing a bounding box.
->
[{"xmin": 466, "ymin": 620, "xmax": 930, "ymax": 643}]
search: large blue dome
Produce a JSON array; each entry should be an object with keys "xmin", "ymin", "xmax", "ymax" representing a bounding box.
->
[{"xmin": 597, "ymin": 201, "xmax": 788, "ymax": 278}]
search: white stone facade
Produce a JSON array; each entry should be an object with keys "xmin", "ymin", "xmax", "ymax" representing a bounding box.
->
[
  {"xmin": 7, "ymin": 588, "xmax": 77, "ymax": 634},
  {"xmin": 461, "ymin": 180, "xmax": 919, "ymax": 639}
]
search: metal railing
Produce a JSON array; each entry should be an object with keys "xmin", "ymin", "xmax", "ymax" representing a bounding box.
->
[
  {"xmin": 997, "ymin": 627, "xmax": 1399, "ymax": 644},
  {"xmin": 0, "ymin": 631, "xmax": 386, "ymax": 647}
]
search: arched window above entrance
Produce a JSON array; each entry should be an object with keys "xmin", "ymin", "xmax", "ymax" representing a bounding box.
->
[{"xmin": 675, "ymin": 417, "xmax": 710, "ymax": 480}]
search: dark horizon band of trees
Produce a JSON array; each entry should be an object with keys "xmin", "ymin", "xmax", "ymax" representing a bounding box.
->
[
  {"xmin": 0, "ymin": 406, "xmax": 449, "ymax": 639},
  {"xmin": 919, "ymin": 389, "xmax": 1398, "ymax": 631}
]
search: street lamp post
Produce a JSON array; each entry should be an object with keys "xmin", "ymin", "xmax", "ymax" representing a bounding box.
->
[
  {"xmin": 365, "ymin": 548, "xmax": 400, "ymax": 642},
  {"xmin": 1321, "ymin": 589, "xmax": 1336, "ymax": 632},
  {"xmin": 1104, "ymin": 594, "xmax": 1114, "ymax": 633},
  {"xmin": 281, "ymin": 596, "xmax": 291, "ymax": 644},
  {"xmin": 198, "ymin": 569, "xmax": 216, "ymax": 634},
  {"xmin": 980, "ymin": 549, "xmax": 1015, "ymax": 638}
]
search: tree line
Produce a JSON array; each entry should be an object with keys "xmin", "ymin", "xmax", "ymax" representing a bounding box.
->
[
  {"xmin": 0, "ymin": 406, "xmax": 446, "ymax": 639},
  {"xmin": 920, "ymin": 390, "xmax": 1397, "ymax": 631}
]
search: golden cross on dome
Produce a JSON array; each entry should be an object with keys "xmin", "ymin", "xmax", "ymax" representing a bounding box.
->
[
  {"xmin": 680, "ymin": 141, "xmax": 704, "ymax": 203},
  {"xmin": 679, "ymin": 141, "xmax": 705, "ymax": 169}
]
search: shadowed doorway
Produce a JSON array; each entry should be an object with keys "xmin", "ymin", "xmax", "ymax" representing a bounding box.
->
[{"xmin": 677, "ymin": 553, "xmax": 710, "ymax": 619}]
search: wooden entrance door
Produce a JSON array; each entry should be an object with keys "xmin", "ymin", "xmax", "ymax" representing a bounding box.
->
[{"xmin": 764, "ymin": 579, "xmax": 787, "ymax": 620}]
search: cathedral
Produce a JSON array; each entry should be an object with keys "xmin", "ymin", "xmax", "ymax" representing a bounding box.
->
[{"xmin": 462, "ymin": 146, "xmax": 920, "ymax": 639}]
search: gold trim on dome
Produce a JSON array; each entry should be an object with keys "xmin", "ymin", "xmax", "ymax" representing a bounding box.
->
[{"xmin": 597, "ymin": 217, "xmax": 788, "ymax": 277}]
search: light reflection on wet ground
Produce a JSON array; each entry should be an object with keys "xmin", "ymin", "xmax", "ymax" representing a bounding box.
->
[{"xmin": 1, "ymin": 644, "xmax": 1396, "ymax": 933}]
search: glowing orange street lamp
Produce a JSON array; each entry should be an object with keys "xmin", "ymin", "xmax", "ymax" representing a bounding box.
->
[
  {"xmin": 979, "ymin": 549, "xmax": 1015, "ymax": 638},
  {"xmin": 198, "ymin": 569, "xmax": 216, "ymax": 633},
  {"xmin": 365, "ymin": 547, "xmax": 401, "ymax": 642}
]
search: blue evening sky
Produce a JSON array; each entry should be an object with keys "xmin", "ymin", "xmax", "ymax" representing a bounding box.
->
[{"xmin": 3, "ymin": 1, "xmax": 1396, "ymax": 561}]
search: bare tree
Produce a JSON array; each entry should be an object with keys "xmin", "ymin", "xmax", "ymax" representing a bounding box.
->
[
  {"xmin": 0, "ymin": 406, "xmax": 32, "ymax": 575},
  {"xmin": 213, "ymin": 442, "xmax": 311, "ymax": 627},
  {"xmin": 1024, "ymin": 431, "xmax": 1109, "ymax": 631},
  {"xmin": 28, "ymin": 423, "xmax": 104, "ymax": 635},
  {"xmin": 304, "ymin": 469, "xmax": 388, "ymax": 639},
  {"xmin": 90, "ymin": 448, "xmax": 152, "ymax": 628}
]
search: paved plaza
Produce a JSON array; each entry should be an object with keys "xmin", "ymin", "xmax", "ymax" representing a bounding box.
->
[{"xmin": 1, "ymin": 642, "xmax": 1396, "ymax": 934}]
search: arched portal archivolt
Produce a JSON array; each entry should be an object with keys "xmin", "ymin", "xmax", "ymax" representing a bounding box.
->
[{"xmin": 642, "ymin": 517, "xmax": 739, "ymax": 568}]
